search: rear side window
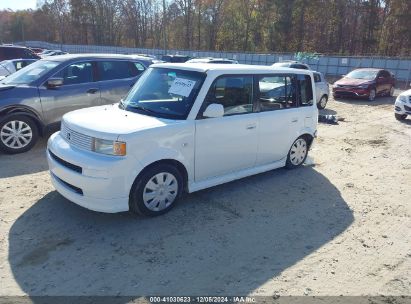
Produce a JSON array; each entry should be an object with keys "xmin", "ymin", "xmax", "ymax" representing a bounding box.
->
[
  {"xmin": 97, "ymin": 61, "xmax": 135, "ymax": 81},
  {"xmin": 130, "ymin": 62, "xmax": 145, "ymax": 77},
  {"xmin": 313, "ymin": 73, "xmax": 321, "ymax": 83},
  {"xmin": 205, "ymin": 76, "xmax": 254, "ymax": 116},
  {"xmin": 297, "ymin": 74, "xmax": 314, "ymax": 106},
  {"xmin": 258, "ymin": 75, "xmax": 297, "ymax": 111}
]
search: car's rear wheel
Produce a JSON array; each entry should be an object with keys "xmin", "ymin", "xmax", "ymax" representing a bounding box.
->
[
  {"xmin": 0, "ymin": 115, "xmax": 39, "ymax": 154},
  {"xmin": 395, "ymin": 113, "xmax": 407, "ymax": 121},
  {"xmin": 317, "ymin": 95, "xmax": 328, "ymax": 109},
  {"xmin": 286, "ymin": 137, "xmax": 308, "ymax": 169},
  {"xmin": 129, "ymin": 164, "xmax": 183, "ymax": 216},
  {"xmin": 368, "ymin": 89, "xmax": 376, "ymax": 101},
  {"xmin": 389, "ymin": 86, "xmax": 395, "ymax": 97}
]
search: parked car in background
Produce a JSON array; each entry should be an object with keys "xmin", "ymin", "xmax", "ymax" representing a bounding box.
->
[
  {"xmin": 0, "ymin": 59, "xmax": 37, "ymax": 80},
  {"xmin": 0, "ymin": 54, "xmax": 155, "ymax": 154},
  {"xmin": 161, "ymin": 55, "xmax": 191, "ymax": 63},
  {"xmin": 272, "ymin": 61, "xmax": 311, "ymax": 70},
  {"xmin": 41, "ymin": 50, "xmax": 68, "ymax": 57},
  {"xmin": 186, "ymin": 57, "xmax": 239, "ymax": 64},
  {"xmin": 313, "ymin": 71, "xmax": 329, "ymax": 109},
  {"xmin": 332, "ymin": 68, "xmax": 395, "ymax": 101},
  {"xmin": 47, "ymin": 63, "xmax": 317, "ymax": 215},
  {"xmin": 0, "ymin": 45, "xmax": 40, "ymax": 61},
  {"xmin": 29, "ymin": 47, "xmax": 45, "ymax": 54},
  {"xmin": 394, "ymin": 86, "xmax": 411, "ymax": 121}
]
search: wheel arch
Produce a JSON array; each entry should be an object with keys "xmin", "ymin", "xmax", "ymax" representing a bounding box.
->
[
  {"xmin": 0, "ymin": 106, "xmax": 44, "ymax": 135},
  {"xmin": 132, "ymin": 158, "xmax": 189, "ymax": 193}
]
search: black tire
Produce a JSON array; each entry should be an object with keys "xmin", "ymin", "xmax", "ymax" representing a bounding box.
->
[
  {"xmin": 0, "ymin": 115, "xmax": 39, "ymax": 154},
  {"xmin": 129, "ymin": 164, "xmax": 183, "ymax": 216},
  {"xmin": 317, "ymin": 95, "xmax": 328, "ymax": 109},
  {"xmin": 395, "ymin": 113, "xmax": 407, "ymax": 121},
  {"xmin": 286, "ymin": 136, "xmax": 309, "ymax": 169},
  {"xmin": 368, "ymin": 89, "xmax": 376, "ymax": 101}
]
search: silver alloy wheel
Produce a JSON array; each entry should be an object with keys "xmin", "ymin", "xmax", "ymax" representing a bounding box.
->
[
  {"xmin": 369, "ymin": 89, "xmax": 376, "ymax": 101},
  {"xmin": 143, "ymin": 172, "xmax": 178, "ymax": 211},
  {"xmin": 290, "ymin": 138, "xmax": 307, "ymax": 166},
  {"xmin": 0, "ymin": 120, "xmax": 33, "ymax": 149},
  {"xmin": 320, "ymin": 96, "xmax": 327, "ymax": 108}
]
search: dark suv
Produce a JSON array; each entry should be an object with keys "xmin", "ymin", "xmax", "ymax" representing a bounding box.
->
[
  {"xmin": 0, "ymin": 54, "xmax": 155, "ymax": 154},
  {"xmin": 0, "ymin": 46, "xmax": 40, "ymax": 61}
]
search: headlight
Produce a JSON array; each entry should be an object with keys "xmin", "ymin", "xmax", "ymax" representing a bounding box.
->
[
  {"xmin": 357, "ymin": 84, "xmax": 368, "ymax": 89},
  {"xmin": 92, "ymin": 138, "xmax": 126, "ymax": 156}
]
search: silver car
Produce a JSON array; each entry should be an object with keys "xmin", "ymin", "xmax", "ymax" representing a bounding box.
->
[
  {"xmin": 0, "ymin": 54, "xmax": 154, "ymax": 154},
  {"xmin": 313, "ymin": 71, "xmax": 329, "ymax": 109}
]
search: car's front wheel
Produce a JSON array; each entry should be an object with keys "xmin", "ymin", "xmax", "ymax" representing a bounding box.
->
[
  {"xmin": 368, "ymin": 89, "xmax": 376, "ymax": 101},
  {"xmin": 286, "ymin": 137, "xmax": 309, "ymax": 169},
  {"xmin": 317, "ymin": 95, "xmax": 328, "ymax": 109},
  {"xmin": 129, "ymin": 164, "xmax": 183, "ymax": 216},
  {"xmin": 0, "ymin": 115, "xmax": 39, "ymax": 154},
  {"xmin": 395, "ymin": 113, "xmax": 407, "ymax": 121}
]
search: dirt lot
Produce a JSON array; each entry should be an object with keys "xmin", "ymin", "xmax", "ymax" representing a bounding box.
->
[{"xmin": 0, "ymin": 92, "xmax": 410, "ymax": 297}]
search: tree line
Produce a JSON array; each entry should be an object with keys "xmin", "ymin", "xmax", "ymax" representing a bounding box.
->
[{"xmin": 0, "ymin": 0, "xmax": 410, "ymax": 56}]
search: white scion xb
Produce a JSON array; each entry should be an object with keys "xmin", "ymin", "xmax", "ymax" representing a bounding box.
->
[{"xmin": 47, "ymin": 63, "xmax": 318, "ymax": 216}]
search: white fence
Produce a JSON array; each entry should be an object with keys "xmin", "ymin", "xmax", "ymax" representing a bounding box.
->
[{"xmin": 18, "ymin": 41, "xmax": 411, "ymax": 83}]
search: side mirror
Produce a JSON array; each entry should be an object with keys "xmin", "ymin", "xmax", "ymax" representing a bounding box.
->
[
  {"xmin": 46, "ymin": 77, "xmax": 63, "ymax": 89},
  {"xmin": 203, "ymin": 103, "xmax": 224, "ymax": 118}
]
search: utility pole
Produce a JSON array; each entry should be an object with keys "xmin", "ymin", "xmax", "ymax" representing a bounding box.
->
[{"xmin": 163, "ymin": 0, "xmax": 167, "ymax": 55}]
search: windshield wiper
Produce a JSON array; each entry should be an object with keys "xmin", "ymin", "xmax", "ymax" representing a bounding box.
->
[{"xmin": 127, "ymin": 104, "xmax": 159, "ymax": 115}]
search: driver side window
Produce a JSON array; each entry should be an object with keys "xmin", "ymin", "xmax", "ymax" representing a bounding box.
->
[
  {"xmin": 205, "ymin": 76, "xmax": 254, "ymax": 116},
  {"xmin": 55, "ymin": 62, "xmax": 94, "ymax": 85}
]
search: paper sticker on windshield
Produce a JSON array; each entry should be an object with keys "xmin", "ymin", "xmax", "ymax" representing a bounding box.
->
[{"xmin": 168, "ymin": 78, "xmax": 196, "ymax": 97}]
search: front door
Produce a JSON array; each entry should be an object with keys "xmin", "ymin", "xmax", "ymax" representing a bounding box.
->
[
  {"xmin": 39, "ymin": 61, "xmax": 100, "ymax": 125},
  {"xmin": 195, "ymin": 75, "xmax": 258, "ymax": 181}
]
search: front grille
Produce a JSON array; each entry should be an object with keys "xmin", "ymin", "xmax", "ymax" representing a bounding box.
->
[
  {"xmin": 404, "ymin": 105, "xmax": 411, "ymax": 112},
  {"xmin": 337, "ymin": 85, "xmax": 355, "ymax": 89},
  {"xmin": 408, "ymin": 96, "xmax": 411, "ymax": 103},
  {"xmin": 53, "ymin": 173, "xmax": 83, "ymax": 195},
  {"xmin": 335, "ymin": 91, "xmax": 357, "ymax": 97},
  {"xmin": 49, "ymin": 150, "xmax": 82, "ymax": 174},
  {"xmin": 60, "ymin": 122, "xmax": 93, "ymax": 151}
]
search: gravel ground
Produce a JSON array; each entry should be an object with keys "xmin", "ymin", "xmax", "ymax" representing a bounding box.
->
[{"xmin": 0, "ymin": 91, "xmax": 410, "ymax": 297}]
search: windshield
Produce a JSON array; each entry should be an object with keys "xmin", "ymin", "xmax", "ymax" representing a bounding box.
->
[
  {"xmin": 1, "ymin": 60, "xmax": 59, "ymax": 85},
  {"xmin": 346, "ymin": 70, "xmax": 378, "ymax": 80},
  {"xmin": 122, "ymin": 67, "xmax": 206, "ymax": 120}
]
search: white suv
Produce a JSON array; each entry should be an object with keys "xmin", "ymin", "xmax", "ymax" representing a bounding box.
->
[
  {"xmin": 47, "ymin": 64, "xmax": 318, "ymax": 216},
  {"xmin": 394, "ymin": 87, "xmax": 411, "ymax": 121}
]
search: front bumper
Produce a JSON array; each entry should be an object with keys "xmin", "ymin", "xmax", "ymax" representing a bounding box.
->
[
  {"xmin": 394, "ymin": 99, "xmax": 411, "ymax": 115},
  {"xmin": 332, "ymin": 87, "xmax": 370, "ymax": 97},
  {"xmin": 47, "ymin": 132, "xmax": 137, "ymax": 213}
]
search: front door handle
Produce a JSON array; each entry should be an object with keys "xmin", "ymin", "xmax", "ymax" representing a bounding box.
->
[
  {"xmin": 246, "ymin": 123, "xmax": 257, "ymax": 130},
  {"xmin": 291, "ymin": 118, "xmax": 298, "ymax": 123},
  {"xmin": 87, "ymin": 88, "xmax": 99, "ymax": 94}
]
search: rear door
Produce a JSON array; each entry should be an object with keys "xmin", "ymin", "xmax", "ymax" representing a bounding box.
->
[
  {"xmin": 256, "ymin": 73, "xmax": 315, "ymax": 165},
  {"xmin": 96, "ymin": 60, "xmax": 145, "ymax": 105},
  {"xmin": 39, "ymin": 60, "xmax": 100, "ymax": 125}
]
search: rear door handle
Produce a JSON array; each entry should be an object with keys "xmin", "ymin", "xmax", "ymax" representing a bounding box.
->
[
  {"xmin": 87, "ymin": 88, "xmax": 99, "ymax": 94},
  {"xmin": 291, "ymin": 118, "xmax": 298, "ymax": 123}
]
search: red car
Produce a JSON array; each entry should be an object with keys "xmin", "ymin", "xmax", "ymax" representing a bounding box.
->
[{"xmin": 332, "ymin": 68, "xmax": 395, "ymax": 101}]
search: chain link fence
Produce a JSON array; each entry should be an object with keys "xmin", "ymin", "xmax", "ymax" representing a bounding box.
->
[{"xmin": 18, "ymin": 41, "xmax": 411, "ymax": 86}]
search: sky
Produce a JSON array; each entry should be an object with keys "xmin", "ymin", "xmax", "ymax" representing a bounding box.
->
[{"xmin": 0, "ymin": 0, "xmax": 37, "ymax": 11}]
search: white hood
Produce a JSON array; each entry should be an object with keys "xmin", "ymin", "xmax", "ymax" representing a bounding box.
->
[
  {"xmin": 63, "ymin": 104, "xmax": 178, "ymax": 139},
  {"xmin": 400, "ymin": 89, "xmax": 411, "ymax": 96}
]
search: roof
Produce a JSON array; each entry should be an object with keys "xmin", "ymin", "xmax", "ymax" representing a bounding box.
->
[
  {"xmin": 150, "ymin": 62, "xmax": 314, "ymax": 75},
  {"xmin": 41, "ymin": 53, "xmax": 154, "ymax": 62}
]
